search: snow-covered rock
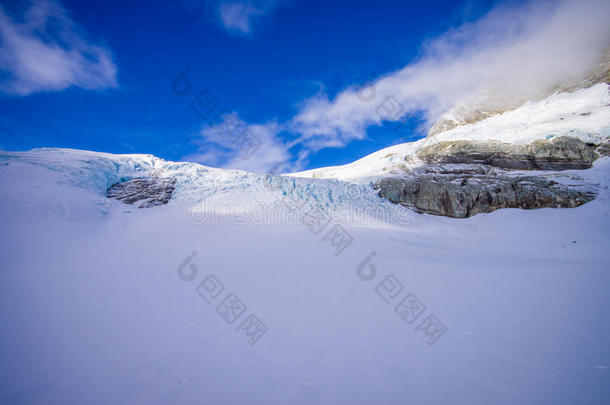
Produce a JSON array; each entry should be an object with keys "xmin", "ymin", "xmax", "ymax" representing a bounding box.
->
[{"xmin": 293, "ymin": 83, "xmax": 610, "ymax": 182}]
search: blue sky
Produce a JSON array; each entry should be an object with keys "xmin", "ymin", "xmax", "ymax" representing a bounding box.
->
[{"xmin": 0, "ymin": 0, "xmax": 607, "ymax": 173}]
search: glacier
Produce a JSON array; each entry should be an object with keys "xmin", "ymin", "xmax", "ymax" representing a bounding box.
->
[{"xmin": 1, "ymin": 84, "xmax": 610, "ymax": 404}]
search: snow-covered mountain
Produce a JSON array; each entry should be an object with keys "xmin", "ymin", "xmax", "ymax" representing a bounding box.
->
[
  {"xmin": 426, "ymin": 48, "xmax": 610, "ymax": 137},
  {"xmin": 3, "ymin": 83, "xmax": 607, "ymax": 219},
  {"xmin": 295, "ymin": 83, "xmax": 610, "ymax": 181},
  {"xmin": 1, "ymin": 79, "xmax": 609, "ymax": 404}
]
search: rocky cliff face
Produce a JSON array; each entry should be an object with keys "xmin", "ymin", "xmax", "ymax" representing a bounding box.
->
[
  {"xmin": 375, "ymin": 136, "xmax": 606, "ymax": 218},
  {"xmin": 375, "ymin": 165, "xmax": 597, "ymax": 218},
  {"xmin": 414, "ymin": 136, "xmax": 599, "ymax": 170},
  {"xmin": 107, "ymin": 177, "xmax": 176, "ymax": 208}
]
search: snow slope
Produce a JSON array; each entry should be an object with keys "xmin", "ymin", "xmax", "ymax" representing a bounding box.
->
[
  {"xmin": 0, "ymin": 147, "xmax": 419, "ymax": 228},
  {"xmin": 1, "ymin": 146, "xmax": 610, "ymax": 404},
  {"xmin": 294, "ymin": 84, "xmax": 610, "ymax": 181}
]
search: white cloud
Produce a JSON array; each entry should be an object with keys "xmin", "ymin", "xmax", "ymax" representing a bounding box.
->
[
  {"xmin": 184, "ymin": 112, "xmax": 294, "ymax": 173},
  {"xmin": 289, "ymin": 0, "xmax": 610, "ymax": 150},
  {"xmin": 0, "ymin": 0, "xmax": 117, "ymax": 96},
  {"xmin": 187, "ymin": 0, "xmax": 610, "ymax": 172},
  {"xmin": 213, "ymin": 0, "xmax": 288, "ymax": 34}
]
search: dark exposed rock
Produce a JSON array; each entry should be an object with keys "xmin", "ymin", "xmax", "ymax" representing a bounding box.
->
[
  {"xmin": 376, "ymin": 136, "xmax": 604, "ymax": 218},
  {"xmin": 107, "ymin": 177, "xmax": 176, "ymax": 208},
  {"xmin": 415, "ymin": 136, "xmax": 599, "ymax": 171},
  {"xmin": 375, "ymin": 166, "xmax": 598, "ymax": 218}
]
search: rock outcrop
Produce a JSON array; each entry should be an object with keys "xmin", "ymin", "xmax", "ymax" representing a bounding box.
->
[
  {"xmin": 375, "ymin": 165, "xmax": 597, "ymax": 218},
  {"xmin": 414, "ymin": 136, "xmax": 599, "ymax": 171},
  {"xmin": 375, "ymin": 136, "xmax": 604, "ymax": 218},
  {"xmin": 107, "ymin": 177, "xmax": 176, "ymax": 208}
]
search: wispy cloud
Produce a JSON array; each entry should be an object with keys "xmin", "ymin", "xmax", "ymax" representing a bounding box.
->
[
  {"xmin": 211, "ymin": 0, "xmax": 289, "ymax": 34},
  {"xmin": 289, "ymin": 0, "xmax": 610, "ymax": 151},
  {"xmin": 0, "ymin": 0, "xmax": 117, "ymax": 96},
  {"xmin": 187, "ymin": 0, "xmax": 610, "ymax": 172},
  {"xmin": 183, "ymin": 113, "xmax": 294, "ymax": 173}
]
